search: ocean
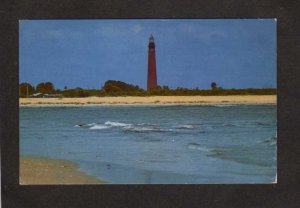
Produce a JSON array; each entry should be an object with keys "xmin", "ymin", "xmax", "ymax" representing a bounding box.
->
[{"xmin": 20, "ymin": 104, "xmax": 277, "ymax": 184}]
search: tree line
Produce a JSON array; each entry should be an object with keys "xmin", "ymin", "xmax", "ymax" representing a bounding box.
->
[
  {"xmin": 19, "ymin": 81, "xmax": 276, "ymax": 98},
  {"xmin": 19, "ymin": 82, "xmax": 99, "ymax": 98}
]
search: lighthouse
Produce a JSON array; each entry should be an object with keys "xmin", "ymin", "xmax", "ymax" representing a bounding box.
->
[{"xmin": 147, "ymin": 34, "xmax": 157, "ymax": 90}]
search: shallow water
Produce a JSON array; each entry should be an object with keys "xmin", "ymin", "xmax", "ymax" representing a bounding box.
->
[{"xmin": 20, "ymin": 104, "xmax": 277, "ymax": 184}]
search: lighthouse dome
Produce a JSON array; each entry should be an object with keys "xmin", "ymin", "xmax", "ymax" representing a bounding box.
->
[{"xmin": 149, "ymin": 34, "xmax": 154, "ymax": 43}]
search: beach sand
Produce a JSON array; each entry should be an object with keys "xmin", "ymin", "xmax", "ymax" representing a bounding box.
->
[
  {"xmin": 20, "ymin": 156, "xmax": 104, "ymax": 184},
  {"xmin": 20, "ymin": 95, "xmax": 276, "ymax": 106}
]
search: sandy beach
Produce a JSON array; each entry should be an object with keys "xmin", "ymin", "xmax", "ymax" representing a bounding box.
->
[
  {"xmin": 20, "ymin": 156, "xmax": 104, "ymax": 184},
  {"xmin": 20, "ymin": 95, "xmax": 276, "ymax": 106}
]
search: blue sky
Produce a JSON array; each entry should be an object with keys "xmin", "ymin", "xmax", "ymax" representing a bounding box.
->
[{"xmin": 19, "ymin": 19, "xmax": 276, "ymax": 90}]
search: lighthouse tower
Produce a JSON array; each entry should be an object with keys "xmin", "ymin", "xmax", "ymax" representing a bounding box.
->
[{"xmin": 147, "ymin": 34, "xmax": 157, "ymax": 90}]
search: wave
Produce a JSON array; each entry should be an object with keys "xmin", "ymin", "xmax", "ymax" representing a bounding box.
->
[
  {"xmin": 188, "ymin": 143, "xmax": 224, "ymax": 155},
  {"xmin": 104, "ymin": 121, "xmax": 132, "ymax": 127},
  {"xmin": 73, "ymin": 121, "xmax": 203, "ymax": 134},
  {"xmin": 268, "ymin": 140, "xmax": 277, "ymax": 146},
  {"xmin": 123, "ymin": 126, "xmax": 171, "ymax": 133},
  {"xmin": 176, "ymin": 125, "xmax": 194, "ymax": 129},
  {"xmin": 136, "ymin": 123, "xmax": 158, "ymax": 126},
  {"xmin": 89, "ymin": 124, "xmax": 110, "ymax": 130},
  {"xmin": 209, "ymin": 122, "xmax": 238, "ymax": 128},
  {"xmin": 211, "ymin": 104, "xmax": 238, "ymax": 107},
  {"xmin": 188, "ymin": 142, "xmax": 275, "ymax": 167},
  {"xmin": 259, "ymin": 136, "xmax": 277, "ymax": 146},
  {"xmin": 188, "ymin": 143, "xmax": 212, "ymax": 152},
  {"xmin": 256, "ymin": 122, "xmax": 272, "ymax": 126},
  {"xmin": 207, "ymin": 150, "xmax": 275, "ymax": 167},
  {"xmin": 222, "ymin": 123, "xmax": 237, "ymax": 127}
]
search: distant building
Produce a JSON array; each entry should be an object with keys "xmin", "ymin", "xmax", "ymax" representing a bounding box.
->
[
  {"xmin": 30, "ymin": 93, "xmax": 43, "ymax": 98},
  {"xmin": 147, "ymin": 34, "xmax": 158, "ymax": 90}
]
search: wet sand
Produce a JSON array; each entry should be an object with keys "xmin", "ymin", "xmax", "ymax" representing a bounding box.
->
[
  {"xmin": 20, "ymin": 95, "xmax": 276, "ymax": 106},
  {"xmin": 20, "ymin": 156, "xmax": 104, "ymax": 184}
]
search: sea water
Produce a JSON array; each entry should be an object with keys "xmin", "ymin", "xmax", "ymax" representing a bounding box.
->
[{"xmin": 20, "ymin": 104, "xmax": 277, "ymax": 184}]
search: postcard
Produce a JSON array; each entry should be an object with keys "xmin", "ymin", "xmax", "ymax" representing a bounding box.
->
[{"xmin": 19, "ymin": 19, "xmax": 277, "ymax": 184}]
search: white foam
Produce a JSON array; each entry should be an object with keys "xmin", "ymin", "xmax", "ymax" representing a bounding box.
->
[
  {"xmin": 86, "ymin": 123, "xmax": 97, "ymax": 126},
  {"xmin": 89, "ymin": 124, "xmax": 110, "ymax": 130},
  {"xmin": 104, "ymin": 121, "xmax": 132, "ymax": 127},
  {"xmin": 177, "ymin": 125, "xmax": 194, "ymax": 129}
]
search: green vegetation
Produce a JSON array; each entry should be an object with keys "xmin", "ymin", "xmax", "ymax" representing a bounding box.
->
[
  {"xmin": 147, "ymin": 85, "xmax": 275, "ymax": 96},
  {"xmin": 99, "ymin": 80, "xmax": 145, "ymax": 96},
  {"xmin": 211, "ymin": 82, "xmax": 223, "ymax": 90},
  {"xmin": 36, "ymin": 82, "xmax": 55, "ymax": 94},
  {"xmin": 19, "ymin": 82, "xmax": 35, "ymax": 97},
  {"xmin": 60, "ymin": 88, "xmax": 100, "ymax": 98},
  {"xmin": 19, "ymin": 81, "xmax": 276, "ymax": 98},
  {"xmin": 211, "ymin": 82, "xmax": 217, "ymax": 90}
]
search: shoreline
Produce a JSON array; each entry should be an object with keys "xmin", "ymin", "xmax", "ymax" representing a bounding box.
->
[
  {"xmin": 20, "ymin": 156, "xmax": 104, "ymax": 185},
  {"xmin": 20, "ymin": 95, "xmax": 276, "ymax": 106}
]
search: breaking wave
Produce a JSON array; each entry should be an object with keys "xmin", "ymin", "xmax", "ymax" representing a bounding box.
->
[
  {"xmin": 176, "ymin": 125, "xmax": 194, "ymax": 129},
  {"xmin": 75, "ymin": 121, "xmax": 175, "ymax": 133},
  {"xmin": 104, "ymin": 121, "xmax": 132, "ymax": 127},
  {"xmin": 89, "ymin": 124, "xmax": 111, "ymax": 130}
]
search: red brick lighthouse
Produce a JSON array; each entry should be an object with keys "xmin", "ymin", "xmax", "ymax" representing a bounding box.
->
[{"xmin": 147, "ymin": 34, "xmax": 157, "ymax": 90}]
